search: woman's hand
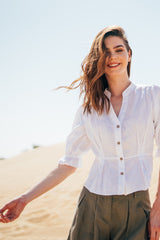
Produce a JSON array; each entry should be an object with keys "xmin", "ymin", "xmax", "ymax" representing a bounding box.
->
[
  {"xmin": 0, "ymin": 164, "xmax": 76, "ymax": 223},
  {"xmin": 0, "ymin": 197, "xmax": 27, "ymax": 223},
  {"xmin": 148, "ymin": 197, "xmax": 160, "ymax": 240}
]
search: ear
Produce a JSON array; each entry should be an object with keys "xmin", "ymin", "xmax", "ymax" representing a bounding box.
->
[{"xmin": 128, "ymin": 49, "xmax": 132, "ymax": 62}]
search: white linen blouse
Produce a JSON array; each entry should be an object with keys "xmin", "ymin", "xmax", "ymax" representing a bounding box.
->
[{"xmin": 58, "ymin": 82, "xmax": 160, "ymax": 195}]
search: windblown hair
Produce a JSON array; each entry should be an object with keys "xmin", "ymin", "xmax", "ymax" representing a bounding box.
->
[{"xmin": 60, "ymin": 26, "xmax": 132, "ymax": 115}]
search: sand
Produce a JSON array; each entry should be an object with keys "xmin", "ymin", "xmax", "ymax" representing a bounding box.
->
[{"xmin": 0, "ymin": 143, "xmax": 159, "ymax": 240}]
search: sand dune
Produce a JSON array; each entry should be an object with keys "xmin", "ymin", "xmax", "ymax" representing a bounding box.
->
[{"xmin": 0, "ymin": 143, "xmax": 159, "ymax": 240}]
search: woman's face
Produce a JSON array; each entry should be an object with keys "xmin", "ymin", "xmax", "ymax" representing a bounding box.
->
[{"xmin": 104, "ymin": 36, "xmax": 131, "ymax": 78}]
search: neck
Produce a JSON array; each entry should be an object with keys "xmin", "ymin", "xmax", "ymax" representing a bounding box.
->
[{"xmin": 106, "ymin": 73, "xmax": 131, "ymax": 97}]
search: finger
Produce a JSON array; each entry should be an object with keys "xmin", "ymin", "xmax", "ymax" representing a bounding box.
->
[
  {"xmin": 0, "ymin": 214, "xmax": 8, "ymax": 223},
  {"xmin": 2, "ymin": 213, "xmax": 15, "ymax": 223},
  {"xmin": 150, "ymin": 228, "xmax": 156, "ymax": 240},
  {"xmin": 156, "ymin": 231, "xmax": 160, "ymax": 240},
  {"xmin": 0, "ymin": 215, "xmax": 6, "ymax": 223},
  {"xmin": 3, "ymin": 216, "xmax": 10, "ymax": 223},
  {"xmin": 155, "ymin": 231, "xmax": 159, "ymax": 240},
  {"xmin": 0, "ymin": 203, "xmax": 10, "ymax": 213}
]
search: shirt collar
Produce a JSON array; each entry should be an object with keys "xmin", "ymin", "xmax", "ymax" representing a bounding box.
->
[{"xmin": 104, "ymin": 82, "xmax": 136, "ymax": 99}]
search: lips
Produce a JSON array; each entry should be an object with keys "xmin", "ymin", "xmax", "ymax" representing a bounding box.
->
[{"xmin": 108, "ymin": 63, "xmax": 120, "ymax": 68}]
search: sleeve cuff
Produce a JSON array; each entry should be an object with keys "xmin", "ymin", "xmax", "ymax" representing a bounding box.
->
[{"xmin": 58, "ymin": 156, "xmax": 82, "ymax": 168}]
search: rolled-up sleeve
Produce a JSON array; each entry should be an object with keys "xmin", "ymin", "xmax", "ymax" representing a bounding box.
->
[
  {"xmin": 58, "ymin": 106, "xmax": 91, "ymax": 168},
  {"xmin": 152, "ymin": 85, "xmax": 160, "ymax": 157}
]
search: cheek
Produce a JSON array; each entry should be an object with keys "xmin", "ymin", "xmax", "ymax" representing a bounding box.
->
[
  {"xmin": 104, "ymin": 58, "xmax": 108, "ymax": 66},
  {"xmin": 120, "ymin": 53, "xmax": 129, "ymax": 63}
]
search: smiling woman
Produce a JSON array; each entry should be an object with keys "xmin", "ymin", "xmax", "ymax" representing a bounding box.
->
[
  {"xmin": 61, "ymin": 26, "xmax": 133, "ymax": 115},
  {"xmin": 1, "ymin": 26, "xmax": 160, "ymax": 240}
]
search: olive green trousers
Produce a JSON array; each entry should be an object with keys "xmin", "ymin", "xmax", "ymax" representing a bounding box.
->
[{"xmin": 67, "ymin": 187, "xmax": 151, "ymax": 240}]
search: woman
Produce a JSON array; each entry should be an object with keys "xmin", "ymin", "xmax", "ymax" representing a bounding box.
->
[{"xmin": 0, "ymin": 26, "xmax": 160, "ymax": 240}]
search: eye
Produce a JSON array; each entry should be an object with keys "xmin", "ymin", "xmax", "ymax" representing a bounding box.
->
[{"xmin": 116, "ymin": 49, "xmax": 123, "ymax": 52}]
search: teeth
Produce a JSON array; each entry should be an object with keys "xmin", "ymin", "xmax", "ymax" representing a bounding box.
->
[{"xmin": 109, "ymin": 64, "xmax": 119, "ymax": 67}]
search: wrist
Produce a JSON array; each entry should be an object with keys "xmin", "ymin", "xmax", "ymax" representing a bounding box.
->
[{"xmin": 19, "ymin": 194, "xmax": 31, "ymax": 205}]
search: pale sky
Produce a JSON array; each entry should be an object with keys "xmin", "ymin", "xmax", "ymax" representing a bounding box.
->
[{"xmin": 0, "ymin": 0, "xmax": 160, "ymax": 158}]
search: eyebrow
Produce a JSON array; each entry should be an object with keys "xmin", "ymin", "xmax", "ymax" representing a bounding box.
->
[{"xmin": 105, "ymin": 45, "xmax": 124, "ymax": 50}]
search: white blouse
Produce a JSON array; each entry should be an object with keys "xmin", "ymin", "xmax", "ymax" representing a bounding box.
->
[{"xmin": 58, "ymin": 82, "xmax": 160, "ymax": 195}]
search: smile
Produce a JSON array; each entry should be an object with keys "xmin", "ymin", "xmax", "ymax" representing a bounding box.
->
[{"xmin": 108, "ymin": 63, "xmax": 120, "ymax": 68}]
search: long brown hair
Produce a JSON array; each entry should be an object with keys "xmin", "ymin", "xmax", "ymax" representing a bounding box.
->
[{"xmin": 60, "ymin": 26, "xmax": 132, "ymax": 115}]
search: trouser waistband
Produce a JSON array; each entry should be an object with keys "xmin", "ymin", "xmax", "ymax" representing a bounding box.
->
[{"xmin": 83, "ymin": 187, "xmax": 149, "ymax": 200}]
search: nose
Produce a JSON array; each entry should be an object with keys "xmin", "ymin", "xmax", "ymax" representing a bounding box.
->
[{"xmin": 107, "ymin": 51, "xmax": 117, "ymax": 59}]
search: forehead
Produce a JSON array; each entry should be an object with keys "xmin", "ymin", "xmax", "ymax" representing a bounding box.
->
[{"xmin": 104, "ymin": 36, "xmax": 125, "ymax": 48}]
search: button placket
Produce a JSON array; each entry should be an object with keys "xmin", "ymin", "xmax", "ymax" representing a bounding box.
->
[
  {"xmin": 115, "ymin": 124, "xmax": 122, "ymax": 155},
  {"xmin": 115, "ymin": 123, "xmax": 125, "ymax": 194}
]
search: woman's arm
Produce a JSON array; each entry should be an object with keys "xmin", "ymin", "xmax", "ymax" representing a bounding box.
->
[
  {"xmin": 0, "ymin": 164, "xmax": 76, "ymax": 223},
  {"xmin": 149, "ymin": 168, "xmax": 160, "ymax": 240},
  {"xmin": 22, "ymin": 164, "xmax": 76, "ymax": 204}
]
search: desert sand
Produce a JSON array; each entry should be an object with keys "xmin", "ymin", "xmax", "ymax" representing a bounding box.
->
[{"xmin": 0, "ymin": 143, "xmax": 159, "ymax": 240}]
